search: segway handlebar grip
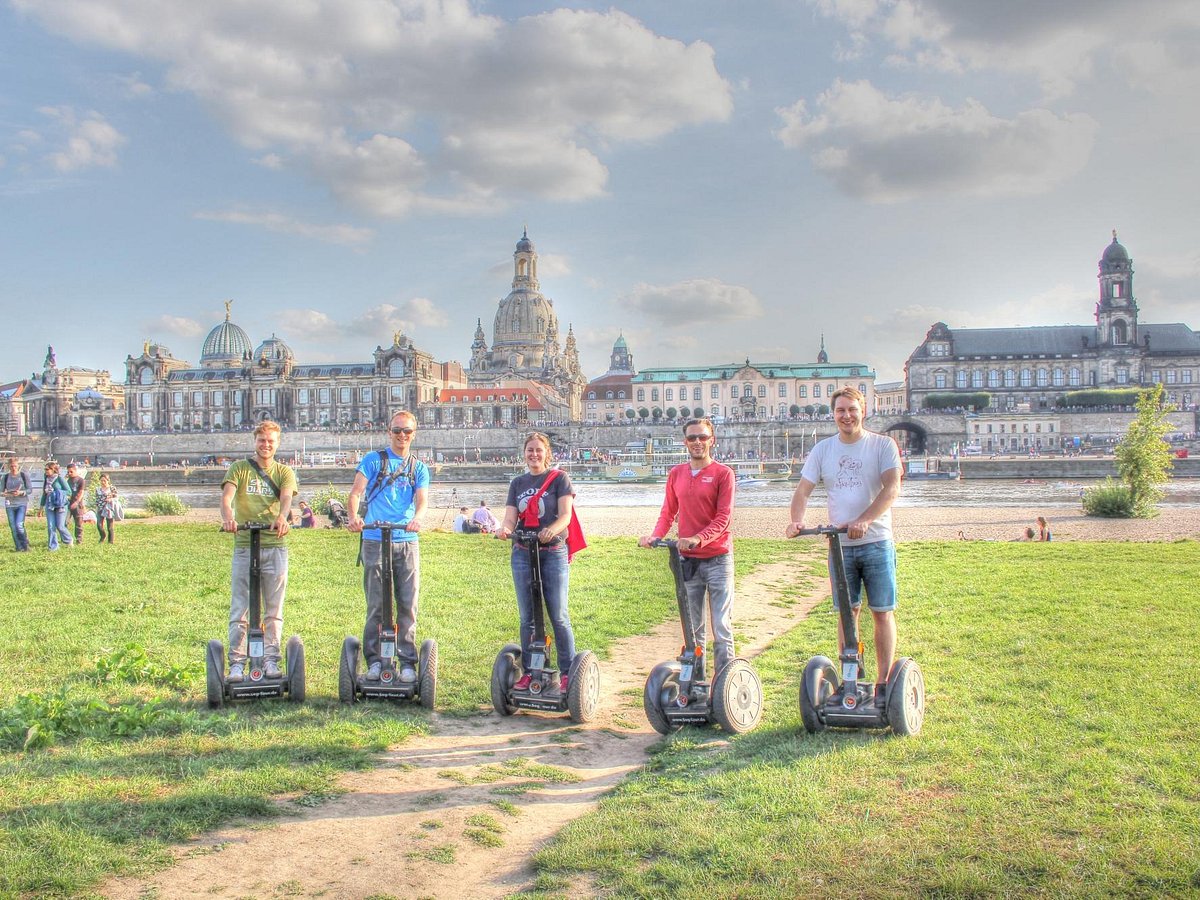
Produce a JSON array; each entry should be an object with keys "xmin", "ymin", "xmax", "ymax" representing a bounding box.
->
[
  {"xmin": 232, "ymin": 522, "xmax": 271, "ymax": 532},
  {"xmin": 649, "ymin": 538, "xmax": 678, "ymax": 549},
  {"xmin": 364, "ymin": 521, "xmax": 407, "ymax": 532},
  {"xmin": 794, "ymin": 525, "xmax": 849, "ymax": 537},
  {"xmin": 510, "ymin": 526, "xmax": 541, "ymax": 548}
]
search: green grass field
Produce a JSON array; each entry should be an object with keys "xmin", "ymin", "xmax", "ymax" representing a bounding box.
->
[
  {"xmin": 533, "ymin": 540, "xmax": 1200, "ymax": 897},
  {"xmin": 0, "ymin": 525, "xmax": 774, "ymax": 896},
  {"xmin": 1, "ymin": 529, "xmax": 1198, "ymax": 897}
]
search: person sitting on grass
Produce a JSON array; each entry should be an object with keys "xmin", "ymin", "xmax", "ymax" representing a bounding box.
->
[{"xmin": 454, "ymin": 506, "xmax": 481, "ymax": 534}]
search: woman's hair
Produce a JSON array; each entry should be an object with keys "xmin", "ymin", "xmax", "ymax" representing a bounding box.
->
[
  {"xmin": 100, "ymin": 473, "xmax": 110, "ymax": 482},
  {"xmin": 45, "ymin": 461, "xmax": 59, "ymax": 474},
  {"xmin": 1036, "ymin": 516, "xmax": 1048, "ymax": 527},
  {"xmin": 522, "ymin": 432, "xmax": 553, "ymax": 458}
]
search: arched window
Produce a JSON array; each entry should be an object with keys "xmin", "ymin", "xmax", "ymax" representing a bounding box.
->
[
  {"xmin": 1037, "ymin": 369, "xmax": 1049, "ymax": 387},
  {"xmin": 587, "ymin": 391, "xmax": 596, "ymax": 400},
  {"xmin": 606, "ymin": 391, "xmax": 613, "ymax": 399},
  {"xmin": 1052, "ymin": 369, "xmax": 1065, "ymax": 387},
  {"xmin": 1069, "ymin": 367, "xmax": 1082, "ymax": 386},
  {"xmin": 139, "ymin": 367, "xmax": 154, "ymax": 385},
  {"xmin": 972, "ymin": 370, "xmax": 984, "ymax": 388},
  {"xmin": 1004, "ymin": 369, "xmax": 1016, "ymax": 388},
  {"xmin": 988, "ymin": 369, "xmax": 1000, "ymax": 388},
  {"xmin": 1113, "ymin": 320, "xmax": 1128, "ymax": 344},
  {"xmin": 1020, "ymin": 369, "xmax": 1032, "ymax": 387},
  {"xmin": 955, "ymin": 370, "xmax": 967, "ymax": 389},
  {"xmin": 389, "ymin": 359, "xmax": 405, "ymax": 377}
]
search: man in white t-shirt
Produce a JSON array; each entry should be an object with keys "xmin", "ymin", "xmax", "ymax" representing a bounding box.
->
[{"xmin": 786, "ymin": 386, "xmax": 902, "ymax": 693}]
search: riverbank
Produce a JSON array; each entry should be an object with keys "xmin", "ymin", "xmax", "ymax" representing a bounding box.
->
[{"xmin": 127, "ymin": 504, "xmax": 1200, "ymax": 543}]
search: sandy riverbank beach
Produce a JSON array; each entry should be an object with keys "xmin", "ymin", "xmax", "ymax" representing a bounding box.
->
[{"xmin": 137, "ymin": 504, "xmax": 1200, "ymax": 543}]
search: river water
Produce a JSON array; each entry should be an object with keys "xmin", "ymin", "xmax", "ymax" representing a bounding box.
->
[{"xmin": 114, "ymin": 477, "xmax": 1200, "ymax": 511}]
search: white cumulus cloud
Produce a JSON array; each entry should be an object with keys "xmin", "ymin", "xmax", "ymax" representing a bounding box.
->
[
  {"xmin": 618, "ymin": 278, "xmax": 764, "ymax": 325},
  {"xmin": 776, "ymin": 79, "xmax": 1096, "ymax": 202},
  {"xmin": 39, "ymin": 106, "xmax": 126, "ymax": 172},
  {"xmin": 144, "ymin": 314, "xmax": 204, "ymax": 338},
  {"xmin": 13, "ymin": 1, "xmax": 732, "ymax": 217}
]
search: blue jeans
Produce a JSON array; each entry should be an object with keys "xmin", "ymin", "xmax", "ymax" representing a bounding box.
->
[
  {"xmin": 834, "ymin": 539, "xmax": 897, "ymax": 612},
  {"xmin": 511, "ymin": 542, "xmax": 575, "ymax": 672},
  {"xmin": 6, "ymin": 505, "xmax": 29, "ymax": 551},
  {"xmin": 45, "ymin": 507, "xmax": 72, "ymax": 550},
  {"xmin": 681, "ymin": 553, "xmax": 735, "ymax": 678}
]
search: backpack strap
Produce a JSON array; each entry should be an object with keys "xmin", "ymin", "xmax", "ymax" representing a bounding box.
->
[
  {"xmin": 245, "ymin": 457, "xmax": 282, "ymax": 499},
  {"xmin": 364, "ymin": 450, "xmax": 417, "ymax": 508},
  {"xmin": 521, "ymin": 469, "xmax": 562, "ymax": 528}
]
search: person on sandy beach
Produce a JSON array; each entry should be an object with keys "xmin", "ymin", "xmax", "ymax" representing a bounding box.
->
[
  {"xmin": 1036, "ymin": 516, "xmax": 1052, "ymax": 541},
  {"xmin": 639, "ymin": 416, "xmax": 737, "ymax": 680},
  {"xmin": 786, "ymin": 386, "xmax": 902, "ymax": 697}
]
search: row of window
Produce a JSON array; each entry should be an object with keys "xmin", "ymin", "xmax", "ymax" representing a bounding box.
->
[
  {"xmin": 934, "ymin": 367, "xmax": 1198, "ymax": 390},
  {"xmin": 972, "ymin": 423, "xmax": 1057, "ymax": 434},
  {"xmin": 632, "ymin": 383, "xmax": 869, "ymax": 403}
]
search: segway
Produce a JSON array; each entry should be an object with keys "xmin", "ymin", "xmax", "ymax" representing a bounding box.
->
[
  {"xmin": 794, "ymin": 526, "xmax": 925, "ymax": 735},
  {"xmin": 338, "ymin": 522, "xmax": 437, "ymax": 708},
  {"xmin": 642, "ymin": 539, "xmax": 763, "ymax": 735},
  {"xmin": 490, "ymin": 526, "xmax": 600, "ymax": 723},
  {"xmin": 206, "ymin": 523, "xmax": 305, "ymax": 708}
]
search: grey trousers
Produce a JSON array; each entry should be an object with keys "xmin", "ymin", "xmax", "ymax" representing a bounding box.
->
[
  {"xmin": 681, "ymin": 552, "xmax": 735, "ymax": 679},
  {"xmin": 229, "ymin": 545, "xmax": 288, "ymax": 665},
  {"xmin": 361, "ymin": 539, "xmax": 420, "ymax": 667}
]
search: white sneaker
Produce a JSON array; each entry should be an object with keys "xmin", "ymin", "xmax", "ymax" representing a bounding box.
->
[
  {"xmin": 265, "ymin": 660, "xmax": 282, "ymax": 679},
  {"xmin": 399, "ymin": 665, "xmax": 417, "ymax": 683},
  {"xmin": 365, "ymin": 661, "xmax": 382, "ymax": 681},
  {"xmin": 227, "ymin": 663, "xmax": 244, "ymax": 683}
]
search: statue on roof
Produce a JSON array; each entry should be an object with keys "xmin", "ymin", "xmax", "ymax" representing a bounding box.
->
[{"xmin": 45, "ymin": 345, "xmax": 56, "ymax": 369}]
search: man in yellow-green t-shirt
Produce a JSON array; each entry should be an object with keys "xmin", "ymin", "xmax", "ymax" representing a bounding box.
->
[{"xmin": 220, "ymin": 421, "xmax": 298, "ymax": 682}]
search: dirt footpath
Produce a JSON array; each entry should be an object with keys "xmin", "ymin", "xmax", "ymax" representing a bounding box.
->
[{"xmin": 102, "ymin": 555, "xmax": 828, "ymax": 899}]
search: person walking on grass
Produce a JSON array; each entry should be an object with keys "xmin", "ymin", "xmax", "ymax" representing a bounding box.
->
[
  {"xmin": 66, "ymin": 461, "xmax": 86, "ymax": 545},
  {"xmin": 347, "ymin": 410, "xmax": 429, "ymax": 684},
  {"xmin": 95, "ymin": 473, "xmax": 119, "ymax": 544},
  {"xmin": 639, "ymin": 416, "xmax": 737, "ymax": 681},
  {"xmin": 3, "ymin": 456, "xmax": 31, "ymax": 552},
  {"xmin": 786, "ymin": 386, "xmax": 902, "ymax": 700},
  {"xmin": 41, "ymin": 461, "xmax": 73, "ymax": 550},
  {"xmin": 220, "ymin": 421, "xmax": 297, "ymax": 683}
]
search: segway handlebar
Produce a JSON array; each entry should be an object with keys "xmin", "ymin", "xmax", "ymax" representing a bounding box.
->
[
  {"xmin": 648, "ymin": 537, "xmax": 678, "ymax": 549},
  {"xmin": 363, "ymin": 520, "xmax": 410, "ymax": 531},
  {"xmin": 793, "ymin": 525, "xmax": 849, "ymax": 537},
  {"xmin": 508, "ymin": 525, "xmax": 543, "ymax": 547},
  {"xmin": 223, "ymin": 522, "xmax": 272, "ymax": 532}
]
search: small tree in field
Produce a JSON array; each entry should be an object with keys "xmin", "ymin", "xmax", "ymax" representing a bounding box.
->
[
  {"xmin": 625, "ymin": 408, "xmax": 636, "ymax": 420},
  {"xmin": 1116, "ymin": 384, "xmax": 1174, "ymax": 516}
]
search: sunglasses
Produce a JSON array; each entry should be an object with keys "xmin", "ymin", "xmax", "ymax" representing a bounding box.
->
[
  {"xmin": 390, "ymin": 427, "xmax": 416, "ymax": 435},
  {"xmin": 684, "ymin": 434, "xmax": 712, "ymax": 442}
]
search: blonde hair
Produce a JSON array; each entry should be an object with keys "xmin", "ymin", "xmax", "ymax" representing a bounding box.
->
[
  {"xmin": 254, "ymin": 420, "xmax": 282, "ymax": 437},
  {"xmin": 830, "ymin": 386, "xmax": 865, "ymax": 409}
]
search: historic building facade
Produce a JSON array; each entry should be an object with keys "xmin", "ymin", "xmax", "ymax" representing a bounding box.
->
[
  {"xmin": 2, "ymin": 346, "xmax": 125, "ymax": 435},
  {"xmin": 631, "ymin": 341, "xmax": 876, "ymax": 422},
  {"xmin": 584, "ymin": 334, "xmax": 637, "ymax": 423},
  {"xmin": 906, "ymin": 233, "xmax": 1200, "ymax": 412},
  {"xmin": 125, "ymin": 303, "xmax": 463, "ymax": 431},
  {"xmin": 457, "ymin": 230, "xmax": 586, "ymax": 423}
]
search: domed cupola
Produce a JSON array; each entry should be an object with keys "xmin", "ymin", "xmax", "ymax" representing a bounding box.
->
[
  {"xmin": 516, "ymin": 227, "xmax": 535, "ymax": 254},
  {"xmin": 1102, "ymin": 232, "xmax": 1130, "ymax": 266},
  {"xmin": 254, "ymin": 334, "xmax": 294, "ymax": 363},
  {"xmin": 201, "ymin": 301, "xmax": 252, "ymax": 369}
]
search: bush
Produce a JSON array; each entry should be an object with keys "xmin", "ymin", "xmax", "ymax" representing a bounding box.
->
[
  {"xmin": 309, "ymin": 483, "xmax": 349, "ymax": 516},
  {"xmin": 1081, "ymin": 478, "xmax": 1137, "ymax": 517},
  {"xmin": 142, "ymin": 492, "xmax": 189, "ymax": 516}
]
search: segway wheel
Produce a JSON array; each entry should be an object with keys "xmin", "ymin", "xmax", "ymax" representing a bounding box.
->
[
  {"xmin": 885, "ymin": 657, "xmax": 925, "ymax": 736},
  {"xmin": 566, "ymin": 650, "xmax": 600, "ymax": 723},
  {"xmin": 799, "ymin": 655, "xmax": 838, "ymax": 734},
  {"xmin": 205, "ymin": 640, "xmax": 225, "ymax": 709},
  {"xmin": 418, "ymin": 638, "xmax": 438, "ymax": 711},
  {"xmin": 338, "ymin": 636, "xmax": 360, "ymax": 704},
  {"xmin": 643, "ymin": 661, "xmax": 683, "ymax": 736},
  {"xmin": 285, "ymin": 635, "xmax": 306, "ymax": 703},
  {"xmin": 711, "ymin": 658, "xmax": 764, "ymax": 735},
  {"xmin": 490, "ymin": 643, "xmax": 521, "ymax": 716}
]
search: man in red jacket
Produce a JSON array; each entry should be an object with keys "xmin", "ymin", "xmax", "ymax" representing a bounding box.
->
[{"xmin": 640, "ymin": 417, "xmax": 737, "ymax": 679}]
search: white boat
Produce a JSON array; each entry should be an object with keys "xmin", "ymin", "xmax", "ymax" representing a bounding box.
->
[{"xmin": 735, "ymin": 474, "xmax": 769, "ymax": 488}]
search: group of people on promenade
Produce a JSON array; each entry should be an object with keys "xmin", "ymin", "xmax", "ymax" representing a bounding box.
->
[
  {"xmin": 3, "ymin": 456, "xmax": 122, "ymax": 552},
  {"xmin": 215, "ymin": 385, "xmax": 906, "ymax": 707}
]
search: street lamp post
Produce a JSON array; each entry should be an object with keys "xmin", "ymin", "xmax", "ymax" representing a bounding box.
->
[{"xmin": 148, "ymin": 434, "xmax": 158, "ymax": 466}]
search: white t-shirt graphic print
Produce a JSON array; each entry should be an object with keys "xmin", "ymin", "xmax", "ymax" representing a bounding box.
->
[{"xmin": 800, "ymin": 431, "xmax": 901, "ymax": 546}]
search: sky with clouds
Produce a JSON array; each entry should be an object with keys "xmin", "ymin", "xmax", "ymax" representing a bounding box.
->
[{"xmin": 2, "ymin": 0, "xmax": 1198, "ymax": 386}]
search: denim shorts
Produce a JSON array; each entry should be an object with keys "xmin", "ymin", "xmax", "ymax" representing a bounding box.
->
[{"xmin": 833, "ymin": 539, "xmax": 897, "ymax": 612}]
